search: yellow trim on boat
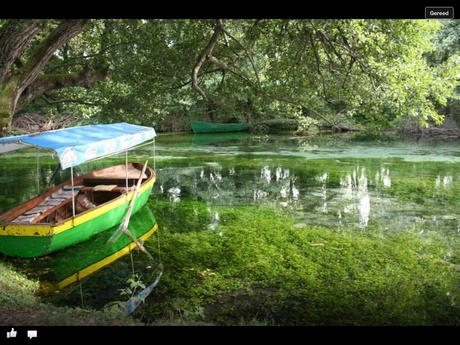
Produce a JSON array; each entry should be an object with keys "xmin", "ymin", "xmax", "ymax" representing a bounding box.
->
[
  {"xmin": 0, "ymin": 223, "xmax": 53, "ymax": 237},
  {"xmin": 55, "ymin": 222, "xmax": 158, "ymax": 290},
  {"xmin": 55, "ymin": 180, "xmax": 154, "ymax": 234},
  {"xmin": 0, "ymin": 179, "xmax": 154, "ymax": 237},
  {"xmin": 56, "ymin": 194, "xmax": 132, "ymax": 231}
]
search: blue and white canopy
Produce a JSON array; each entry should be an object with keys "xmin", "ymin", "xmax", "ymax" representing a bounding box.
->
[{"xmin": 0, "ymin": 122, "xmax": 156, "ymax": 169}]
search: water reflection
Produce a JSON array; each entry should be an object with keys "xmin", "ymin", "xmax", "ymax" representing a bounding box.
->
[
  {"xmin": 435, "ymin": 174, "xmax": 453, "ymax": 188},
  {"xmin": 339, "ymin": 167, "xmax": 370, "ymax": 228},
  {"xmin": 167, "ymin": 186, "xmax": 181, "ymax": 202},
  {"xmin": 379, "ymin": 167, "xmax": 392, "ymax": 187},
  {"xmin": 149, "ymin": 134, "xmax": 460, "ymax": 242},
  {"xmin": 3, "ymin": 134, "xmax": 460, "ymax": 242},
  {"xmin": 157, "ymin": 162, "xmax": 386, "ymax": 230}
]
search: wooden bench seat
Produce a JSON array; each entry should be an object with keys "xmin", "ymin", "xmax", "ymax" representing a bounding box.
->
[
  {"xmin": 12, "ymin": 185, "xmax": 82, "ymax": 223},
  {"xmin": 31, "ymin": 198, "xmax": 75, "ymax": 223},
  {"xmin": 80, "ymin": 185, "xmax": 131, "ymax": 193}
]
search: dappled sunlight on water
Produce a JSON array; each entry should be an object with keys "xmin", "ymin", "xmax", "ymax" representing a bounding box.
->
[
  {"xmin": 3, "ymin": 133, "xmax": 460, "ymax": 240},
  {"xmin": 147, "ymin": 134, "xmax": 460, "ymax": 243},
  {"xmin": 339, "ymin": 167, "xmax": 370, "ymax": 228},
  {"xmin": 155, "ymin": 161, "xmax": 432, "ymax": 234}
]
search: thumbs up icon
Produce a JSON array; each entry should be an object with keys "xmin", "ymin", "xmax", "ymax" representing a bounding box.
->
[{"xmin": 7, "ymin": 328, "xmax": 17, "ymax": 338}]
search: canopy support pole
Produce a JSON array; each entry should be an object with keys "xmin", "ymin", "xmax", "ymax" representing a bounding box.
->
[
  {"xmin": 125, "ymin": 151, "xmax": 129, "ymax": 189},
  {"xmin": 71, "ymin": 166, "xmax": 76, "ymax": 218},
  {"xmin": 36, "ymin": 149, "xmax": 40, "ymax": 195}
]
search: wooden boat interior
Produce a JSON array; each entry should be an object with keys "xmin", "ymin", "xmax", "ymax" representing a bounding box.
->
[{"xmin": 0, "ymin": 163, "xmax": 152, "ymax": 225}]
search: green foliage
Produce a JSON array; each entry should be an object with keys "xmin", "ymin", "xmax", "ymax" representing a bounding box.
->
[
  {"xmin": 0, "ymin": 259, "xmax": 144, "ymax": 325},
  {"xmin": 3, "ymin": 135, "xmax": 460, "ymax": 325},
  {"xmin": 425, "ymin": 20, "xmax": 460, "ymax": 64},
  {"xmin": 0, "ymin": 261, "xmax": 40, "ymax": 306},
  {"xmin": 5, "ymin": 19, "xmax": 459, "ymax": 134},
  {"xmin": 181, "ymin": 306, "xmax": 205, "ymax": 322},
  {"xmin": 118, "ymin": 273, "xmax": 146, "ymax": 298},
  {"xmin": 147, "ymin": 200, "xmax": 460, "ymax": 325}
]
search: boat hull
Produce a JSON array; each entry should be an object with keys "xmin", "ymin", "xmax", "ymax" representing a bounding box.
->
[
  {"xmin": 42, "ymin": 204, "xmax": 158, "ymax": 292},
  {"xmin": 191, "ymin": 121, "xmax": 250, "ymax": 134},
  {"xmin": 0, "ymin": 163, "xmax": 155, "ymax": 258}
]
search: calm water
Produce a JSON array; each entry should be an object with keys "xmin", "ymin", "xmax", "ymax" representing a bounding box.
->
[
  {"xmin": 146, "ymin": 133, "xmax": 460, "ymax": 248},
  {"xmin": 2, "ymin": 132, "xmax": 460, "ymax": 250},
  {"xmin": 3, "ymin": 132, "xmax": 460, "ymax": 325}
]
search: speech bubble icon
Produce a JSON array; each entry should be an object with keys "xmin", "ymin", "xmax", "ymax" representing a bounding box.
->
[{"xmin": 27, "ymin": 330, "xmax": 37, "ymax": 339}]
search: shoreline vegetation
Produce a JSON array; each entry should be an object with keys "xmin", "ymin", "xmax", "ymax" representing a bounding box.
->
[
  {"xmin": 1, "ymin": 119, "xmax": 460, "ymax": 326},
  {"xmin": 8, "ymin": 113, "xmax": 460, "ymax": 142},
  {"xmin": 1, "ymin": 200, "xmax": 459, "ymax": 326}
]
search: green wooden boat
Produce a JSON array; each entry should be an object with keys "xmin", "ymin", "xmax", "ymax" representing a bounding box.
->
[
  {"xmin": 49, "ymin": 205, "xmax": 158, "ymax": 292},
  {"xmin": 10, "ymin": 204, "xmax": 159, "ymax": 293},
  {"xmin": 191, "ymin": 121, "xmax": 250, "ymax": 134},
  {"xmin": 0, "ymin": 123, "xmax": 157, "ymax": 258}
]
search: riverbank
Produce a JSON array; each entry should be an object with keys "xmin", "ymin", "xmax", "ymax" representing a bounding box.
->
[
  {"xmin": 0, "ymin": 259, "xmax": 146, "ymax": 326},
  {"xmin": 2, "ymin": 132, "xmax": 460, "ymax": 326}
]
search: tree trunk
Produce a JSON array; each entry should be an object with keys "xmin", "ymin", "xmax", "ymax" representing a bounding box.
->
[
  {"xmin": 0, "ymin": 20, "xmax": 42, "ymax": 84},
  {"xmin": 0, "ymin": 19, "xmax": 91, "ymax": 137}
]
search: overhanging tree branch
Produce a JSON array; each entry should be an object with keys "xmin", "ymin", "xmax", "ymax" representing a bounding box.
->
[
  {"xmin": 0, "ymin": 19, "xmax": 102, "ymax": 136},
  {"xmin": 0, "ymin": 19, "xmax": 43, "ymax": 84},
  {"xmin": 192, "ymin": 20, "xmax": 224, "ymax": 100},
  {"xmin": 18, "ymin": 19, "xmax": 90, "ymax": 92},
  {"xmin": 217, "ymin": 21, "xmax": 263, "ymax": 91},
  {"xmin": 16, "ymin": 60, "xmax": 109, "ymax": 112}
]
